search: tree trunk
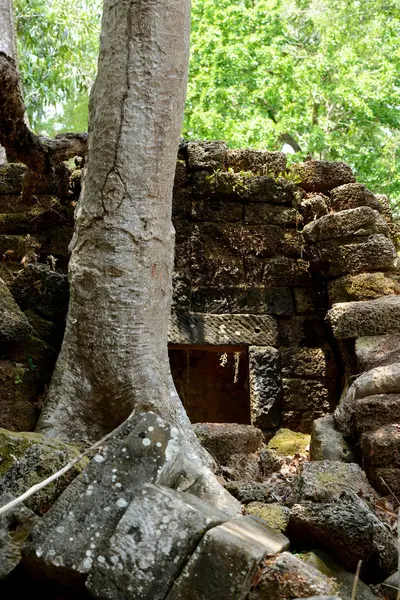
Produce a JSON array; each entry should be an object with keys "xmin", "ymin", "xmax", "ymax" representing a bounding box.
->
[
  {"xmin": 0, "ymin": 0, "xmax": 17, "ymax": 164},
  {"xmin": 36, "ymin": 0, "xmax": 238, "ymax": 513}
]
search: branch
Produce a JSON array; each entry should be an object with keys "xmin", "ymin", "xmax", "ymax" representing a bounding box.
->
[{"xmin": 0, "ymin": 52, "xmax": 87, "ymax": 203}]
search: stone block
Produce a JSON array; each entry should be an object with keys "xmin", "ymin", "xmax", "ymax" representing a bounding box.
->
[
  {"xmin": 328, "ymin": 272, "xmax": 400, "ymax": 304},
  {"xmin": 0, "ymin": 361, "xmax": 42, "ymax": 431},
  {"xmin": 310, "ymin": 415, "xmax": 357, "ymax": 462},
  {"xmin": 0, "ymin": 429, "xmax": 85, "ymax": 514},
  {"xmin": 168, "ymin": 311, "xmax": 278, "ymax": 346},
  {"xmin": 187, "ymin": 141, "xmax": 227, "ymax": 171},
  {"xmin": 278, "ymin": 316, "xmax": 326, "ymax": 348},
  {"xmin": 330, "ymin": 183, "xmax": 382, "ymax": 213},
  {"xmin": 190, "ymin": 285, "xmax": 293, "ymax": 316},
  {"xmin": 299, "ymin": 194, "xmax": 330, "ymax": 223},
  {"xmin": 382, "ymin": 571, "xmax": 400, "ymax": 600},
  {"xmin": 167, "ymin": 516, "xmax": 290, "ymax": 600},
  {"xmin": 243, "ymin": 176, "xmax": 296, "ymax": 204},
  {"xmin": 191, "ymin": 199, "xmax": 243, "ymax": 222},
  {"xmin": 0, "ymin": 493, "xmax": 40, "ymax": 579},
  {"xmin": 283, "ymin": 379, "xmax": 332, "ymax": 414},
  {"xmin": 328, "ymin": 295, "xmax": 400, "ymax": 339},
  {"xmin": 0, "ymin": 277, "xmax": 32, "ymax": 343},
  {"xmin": 248, "ymin": 552, "xmax": 337, "ymax": 600},
  {"xmin": 224, "ymin": 481, "xmax": 271, "ymax": 504},
  {"xmin": 281, "ymin": 348, "xmax": 335, "ymax": 378},
  {"xmin": 287, "ymin": 497, "xmax": 397, "ymax": 581},
  {"xmin": 262, "ymin": 256, "xmax": 311, "ymax": 286},
  {"xmin": 0, "ymin": 164, "xmax": 59, "ymax": 196},
  {"xmin": 355, "ymin": 333, "xmax": 400, "ymax": 370},
  {"xmin": 249, "ymin": 346, "xmax": 282, "ymax": 429},
  {"xmin": 291, "ymin": 161, "xmax": 355, "ymax": 193},
  {"xmin": 303, "ymin": 207, "xmax": 388, "ymax": 244},
  {"xmin": 361, "ymin": 424, "xmax": 400, "ymax": 469},
  {"xmin": 306, "ymin": 234, "xmax": 397, "ymax": 278},
  {"xmin": 244, "ymin": 502, "xmax": 290, "ymax": 533},
  {"xmin": 293, "ymin": 288, "xmax": 318, "ymax": 314},
  {"xmin": 86, "ymin": 484, "xmax": 229, "ymax": 600},
  {"xmin": 353, "ymin": 394, "xmax": 400, "ymax": 434},
  {"xmin": 244, "ymin": 204, "xmax": 298, "ymax": 226},
  {"xmin": 225, "ymin": 148, "xmax": 287, "ymax": 175},
  {"xmin": 193, "ymin": 423, "xmax": 263, "ymax": 465}
]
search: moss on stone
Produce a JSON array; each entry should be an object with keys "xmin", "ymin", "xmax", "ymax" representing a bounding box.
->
[
  {"xmin": 267, "ymin": 428, "xmax": 310, "ymax": 457},
  {"xmin": 0, "ymin": 428, "xmax": 88, "ymax": 514},
  {"xmin": 244, "ymin": 502, "xmax": 290, "ymax": 533}
]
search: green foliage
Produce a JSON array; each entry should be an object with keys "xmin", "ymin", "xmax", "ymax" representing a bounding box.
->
[
  {"xmin": 14, "ymin": 0, "xmax": 101, "ymax": 134},
  {"xmin": 14, "ymin": 0, "xmax": 400, "ymax": 211}
]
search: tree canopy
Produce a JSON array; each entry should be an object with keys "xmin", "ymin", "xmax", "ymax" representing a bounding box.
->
[{"xmin": 14, "ymin": 0, "xmax": 400, "ymax": 211}]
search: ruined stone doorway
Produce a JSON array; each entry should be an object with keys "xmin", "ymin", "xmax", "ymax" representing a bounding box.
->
[{"xmin": 168, "ymin": 345, "xmax": 250, "ymax": 424}]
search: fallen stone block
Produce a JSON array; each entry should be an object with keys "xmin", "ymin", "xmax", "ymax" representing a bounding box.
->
[
  {"xmin": 224, "ymin": 481, "xmax": 271, "ymax": 504},
  {"xmin": 328, "ymin": 295, "xmax": 400, "ymax": 339},
  {"xmin": 310, "ymin": 415, "xmax": 357, "ymax": 462},
  {"xmin": 355, "ymin": 333, "xmax": 400, "ymax": 371},
  {"xmin": 287, "ymin": 495, "xmax": 397, "ymax": 581},
  {"xmin": 167, "ymin": 516, "xmax": 290, "ymax": 600},
  {"xmin": 0, "ymin": 493, "xmax": 40, "ymax": 579},
  {"xmin": 303, "ymin": 207, "xmax": 388, "ymax": 244},
  {"xmin": 86, "ymin": 483, "xmax": 228, "ymax": 600},
  {"xmin": 281, "ymin": 348, "xmax": 336, "ymax": 379},
  {"xmin": 248, "ymin": 552, "xmax": 337, "ymax": 599},
  {"xmin": 352, "ymin": 394, "xmax": 400, "ymax": 434},
  {"xmin": 193, "ymin": 423, "xmax": 263, "ymax": 465},
  {"xmin": 249, "ymin": 346, "xmax": 282, "ymax": 430},
  {"xmin": 328, "ymin": 272, "xmax": 400, "ymax": 304}
]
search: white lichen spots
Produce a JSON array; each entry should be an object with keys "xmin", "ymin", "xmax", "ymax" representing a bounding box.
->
[
  {"xmin": 121, "ymin": 447, "xmax": 127, "ymax": 453},
  {"xmin": 90, "ymin": 543, "xmax": 95, "ymax": 549},
  {"xmin": 112, "ymin": 468, "xmax": 117, "ymax": 473},
  {"xmin": 93, "ymin": 453, "xmax": 105, "ymax": 463},
  {"xmin": 82, "ymin": 557, "xmax": 93, "ymax": 570},
  {"xmin": 98, "ymin": 555, "xmax": 106, "ymax": 564},
  {"xmin": 110, "ymin": 555, "xmax": 119, "ymax": 565},
  {"xmin": 148, "ymin": 426, "xmax": 154, "ymax": 432},
  {"xmin": 168, "ymin": 521, "xmax": 178, "ymax": 531},
  {"xmin": 116, "ymin": 498, "xmax": 128, "ymax": 508},
  {"xmin": 161, "ymin": 516, "xmax": 170, "ymax": 524},
  {"xmin": 156, "ymin": 442, "xmax": 162, "ymax": 448},
  {"xmin": 68, "ymin": 511, "xmax": 74, "ymax": 517},
  {"xmin": 69, "ymin": 537, "xmax": 74, "ymax": 542},
  {"xmin": 86, "ymin": 550, "xmax": 92, "ymax": 557},
  {"xmin": 95, "ymin": 532, "xmax": 100, "ymax": 537},
  {"xmin": 48, "ymin": 549, "xmax": 56, "ymax": 558},
  {"xmin": 53, "ymin": 556, "xmax": 64, "ymax": 567},
  {"xmin": 142, "ymin": 438, "xmax": 151, "ymax": 447},
  {"xmin": 104, "ymin": 506, "xmax": 111, "ymax": 512},
  {"xmin": 170, "ymin": 391, "xmax": 177, "ymax": 397},
  {"xmin": 36, "ymin": 548, "xmax": 43, "ymax": 558},
  {"xmin": 115, "ymin": 482, "xmax": 122, "ymax": 488},
  {"xmin": 56, "ymin": 526, "xmax": 65, "ymax": 533}
]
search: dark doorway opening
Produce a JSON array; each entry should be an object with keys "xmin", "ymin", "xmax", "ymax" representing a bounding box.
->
[{"xmin": 168, "ymin": 345, "xmax": 250, "ymax": 424}]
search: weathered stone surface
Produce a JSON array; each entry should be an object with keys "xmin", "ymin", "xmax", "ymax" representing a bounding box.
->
[
  {"xmin": 307, "ymin": 234, "xmax": 397, "ymax": 278},
  {"xmin": 330, "ymin": 183, "xmax": 382, "ymax": 213},
  {"xmin": 381, "ymin": 571, "xmax": 399, "ymax": 600},
  {"xmin": 310, "ymin": 415, "xmax": 357, "ymax": 463},
  {"xmin": 328, "ymin": 272, "xmax": 400, "ymax": 304},
  {"xmin": 168, "ymin": 311, "xmax": 278, "ymax": 346},
  {"xmin": 167, "ymin": 516, "xmax": 290, "ymax": 600},
  {"xmin": 191, "ymin": 199, "xmax": 243, "ymax": 222},
  {"xmin": 293, "ymin": 288, "xmax": 318, "ymax": 315},
  {"xmin": 0, "ymin": 360, "xmax": 43, "ymax": 431},
  {"xmin": 243, "ymin": 176, "xmax": 297, "ymax": 204},
  {"xmin": 292, "ymin": 161, "xmax": 355, "ymax": 193},
  {"xmin": 328, "ymin": 295, "xmax": 400, "ymax": 339},
  {"xmin": 267, "ymin": 428, "xmax": 310, "ymax": 457},
  {"xmin": 24, "ymin": 308, "xmax": 61, "ymax": 348},
  {"xmin": 248, "ymin": 552, "xmax": 337, "ymax": 600},
  {"xmin": 299, "ymin": 194, "xmax": 329, "ymax": 223},
  {"xmin": 361, "ymin": 425, "xmax": 400, "ymax": 495},
  {"xmin": 289, "ymin": 461, "xmax": 376, "ymax": 507},
  {"xmin": 355, "ymin": 333, "xmax": 400, "ymax": 371},
  {"xmin": 302, "ymin": 550, "xmax": 376, "ymax": 600},
  {"xmin": 0, "ymin": 277, "xmax": 32, "ymax": 343},
  {"xmin": 249, "ymin": 346, "xmax": 282, "ymax": 430},
  {"xmin": 224, "ymin": 481, "xmax": 271, "ymax": 504},
  {"xmin": 282, "ymin": 379, "xmax": 333, "ymax": 431},
  {"xmin": 244, "ymin": 204, "xmax": 298, "ymax": 227},
  {"xmin": 352, "ymin": 394, "xmax": 400, "ymax": 434},
  {"xmin": 281, "ymin": 348, "xmax": 335, "ymax": 378},
  {"xmin": 225, "ymin": 453, "xmax": 262, "ymax": 482},
  {"xmin": 0, "ymin": 493, "xmax": 40, "ymax": 579},
  {"xmin": 190, "ymin": 285, "xmax": 293, "ymax": 316},
  {"xmin": 23, "ymin": 412, "xmax": 240, "ymax": 583},
  {"xmin": 10, "ymin": 264, "xmax": 69, "ymax": 323},
  {"xmin": 287, "ymin": 496, "xmax": 397, "ymax": 581},
  {"xmin": 226, "ymin": 148, "xmax": 287, "ymax": 175},
  {"xmin": 244, "ymin": 502, "xmax": 290, "ymax": 533},
  {"xmin": 0, "ymin": 163, "xmax": 59, "ymax": 196},
  {"xmin": 0, "ymin": 234, "xmax": 42, "ymax": 262},
  {"xmin": 303, "ymin": 207, "xmax": 388, "ymax": 244},
  {"xmin": 86, "ymin": 484, "xmax": 229, "ymax": 600},
  {"xmin": 278, "ymin": 316, "xmax": 326, "ymax": 348},
  {"xmin": 0, "ymin": 429, "xmax": 85, "ymax": 514},
  {"xmin": 186, "ymin": 140, "xmax": 227, "ymax": 171},
  {"xmin": 193, "ymin": 423, "xmax": 263, "ymax": 465}
]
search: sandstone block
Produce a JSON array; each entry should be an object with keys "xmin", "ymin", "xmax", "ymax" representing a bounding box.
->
[
  {"xmin": 244, "ymin": 204, "xmax": 298, "ymax": 226},
  {"xmin": 226, "ymin": 148, "xmax": 287, "ymax": 175},
  {"xmin": 310, "ymin": 415, "xmax": 357, "ymax": 463},
  {"xmin": 281, "ymin": 348, "xmax": 335, "ymax": 378},
  {"xmin": 187, "ymin": 141, "xmax": 227, "ymax": 171},
  {"xmin": 190, "ymin": 285, "xmax": 293, "ymax": 316},
  {"xmin": 167, "ymin": 516, "xmax": 290, "ymax": 600},
  {"xmin": 328, "ymin": 272, "xmax": 400, "ymax": 304},
  {"xmin": 355, "ymin": 333, "xmax": 400, "ymax": 370}
]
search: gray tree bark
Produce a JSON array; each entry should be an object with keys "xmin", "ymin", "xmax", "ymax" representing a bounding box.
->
[
  {"xmin": 36, "ymin": 0, "xmax": 238, "ymax": 514},
  {"xmin": 0, "ymin": 0, "xmax": 17, "ymax": 164}
]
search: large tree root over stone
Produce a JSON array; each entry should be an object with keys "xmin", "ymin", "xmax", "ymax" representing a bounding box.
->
[{"xmin": 0, "ymin": 52, "xmax": 87, "ymax": 203}]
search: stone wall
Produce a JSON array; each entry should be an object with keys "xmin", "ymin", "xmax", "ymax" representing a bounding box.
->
[{"xmin": 0, "ymin": 146, "xmax": 399, "ymax": 439}]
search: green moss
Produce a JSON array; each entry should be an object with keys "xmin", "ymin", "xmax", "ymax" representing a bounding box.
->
[
  {"xmin": 267, "ymin": 428, "xmax": 310, "ymax": 457},
  {"xmin": 245, "ymin": 502, "xmax": 290, "ymax": 533}
]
